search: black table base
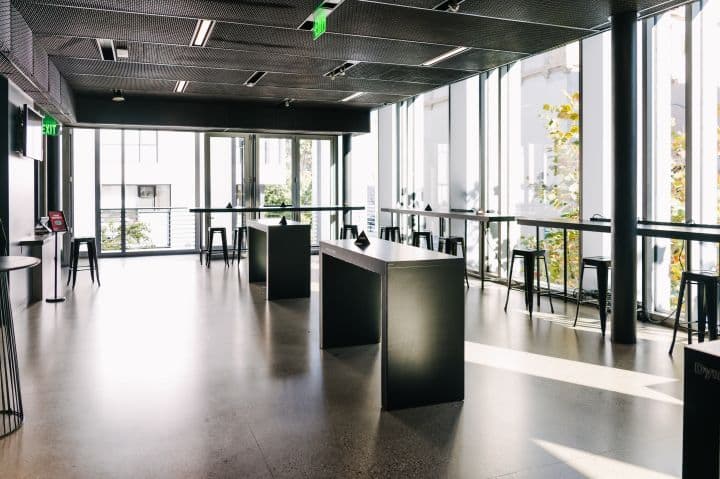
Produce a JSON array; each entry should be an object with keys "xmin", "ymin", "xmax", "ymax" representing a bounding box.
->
[{"xmin": 0, "ymin": 272, "xmax": 23, "ymax": 437}]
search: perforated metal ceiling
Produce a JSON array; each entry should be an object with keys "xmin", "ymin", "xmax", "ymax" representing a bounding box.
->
[{"xmin": 9, "ymin": 0, "xmax": 691, "ymax": 109}]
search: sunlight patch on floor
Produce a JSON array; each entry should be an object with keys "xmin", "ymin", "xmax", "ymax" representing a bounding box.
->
[
  {"xmin": 465, "ymin": 342, "xmax": 682, "ymax": 405},
  {"xmin": 533, "ymin": 439, "xmax": 678, "ymax": 479}
]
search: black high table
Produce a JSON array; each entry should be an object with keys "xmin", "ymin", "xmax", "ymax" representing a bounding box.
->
[
  {"xmin": 319, "ymin": 239, "xmax": 465, "ymax": 410},
  {"xmin": 247, "ymin": 218, "xmax": 310, "ymax": 300},
  {"xmin": 0, "ymin": 256, "xmax": 40, "ymax": 438},
  {"xmin": 190, "ymin": 205, "xmax": 365, "ymax": 256},
  {"xmin": 516, "ymin": 217, "xmax": 720, "ymax": 317},
  {"xmin": 381, "ymin": 207, "xmax": 515, "ymax": 288}
]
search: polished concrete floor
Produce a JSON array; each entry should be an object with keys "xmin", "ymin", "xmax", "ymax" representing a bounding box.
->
[{"xmin": 0, "ymin": 255, "xmax": 684, "ymax": 478}]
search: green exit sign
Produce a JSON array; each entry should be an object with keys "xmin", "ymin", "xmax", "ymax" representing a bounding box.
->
[
  {"xmin": 313, "ymin": 7, "xmax": 327, "ymax": 40},
  {"xmin": 42, "ymin": 115, "xmax": 59, "ymax": 136}
]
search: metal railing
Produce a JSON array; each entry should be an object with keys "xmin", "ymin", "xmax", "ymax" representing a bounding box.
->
[{"xmin": 100, "ymin": 207, "xmax": 196, "ymax": 252}]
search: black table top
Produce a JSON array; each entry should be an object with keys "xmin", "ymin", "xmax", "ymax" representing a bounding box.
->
[
  {"xmin": 517, "ymin": 217, "xmax": 720, "ymax": 242},
  {"xmin": 247, "ymin": 218, "xmax": 308, "ymax": 231},
  {"xmin": 320, "ymin": 239, "xmax": 462, "ymax": 274},
  {"xmin": 381, "ymin": 207, "xmax": 515, "ymax": 222},
  {"xmin": 190, "ymin": 205, "xmax": 364, "ymax": 213},
  {"xmin": 0, "ymin": 256, "xmax": 41, "ymax": 272}
]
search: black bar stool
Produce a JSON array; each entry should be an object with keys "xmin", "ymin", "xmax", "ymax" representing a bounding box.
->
[
  {"xmin": 504, "ymin": 248, "xmax": 554, "ymax": 319},
  {"xmin": 669, "ymin": 270, "xmax": 719, "ymax": 355},
  {"xmin": 379, "ymin": 226, "xmax": 401, "ymax": 243},
  {"xmin": 340, "ymin": 225, "xmax": 359, "ymax": 239},
  {"xmin": 574, "ymin": 256, "xmax": 611, "ymax": 336},
  {"xmin": 412, "ymin": 231, "xmax": 433, "ymax": 250},
  {"xmin": 67, "ymin": 236, "xmax": 100, "ymax": 288},
  {"xmin": 438, "ymin": 236, "xmax": 469, "ymax": 287},
  {"xmin": 231, "ymin": 226, "xmax": 246, "ymax": 266},
  {"xmin": 206, "ymin": 227, "xmax": 229, "ymax": 267}
]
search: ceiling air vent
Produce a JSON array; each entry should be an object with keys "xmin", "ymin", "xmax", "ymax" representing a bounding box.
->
[
  {"xmin": 96, "ymin": 39, "xmax": 116, "ymax": 61},
  {"xmin": 433, "ymin": 0, "xmax": 464, "ymax": 12},
  {"xmin": 324, "ymin": 61, "xmax": 358, "ymax": 80},
  {"xmin": 297, "ymin": 0, "xmax": 345, "ymax": 30},
  {"xmin": 244, "ymin": 71, "xmax": 267, "ymax": 87}
]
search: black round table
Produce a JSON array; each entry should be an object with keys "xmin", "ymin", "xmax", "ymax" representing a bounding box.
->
[{"xmin": 0, "ymin": 256, "xmax": 40, "ymax": 438}]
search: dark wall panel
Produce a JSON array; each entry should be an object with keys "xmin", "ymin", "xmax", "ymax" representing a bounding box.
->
[{"xmin": 73, "ymin": 93, "xmax": 371, "ymax": 133}]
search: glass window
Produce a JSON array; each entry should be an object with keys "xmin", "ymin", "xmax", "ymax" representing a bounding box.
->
[
  {"xmin": 71, "ymin": 129, "xmax": 96, "ymax": 237},
  {"xmin": 649, "ymin": 6, "xmax": 687, "ymax": 312},
  {"xmin": 351, "ymin": 110, "xmax": 379, "ymax": 235},
  {"xmin": 506, "ymin": 43, "xmax": 581, "ymax": 288}
]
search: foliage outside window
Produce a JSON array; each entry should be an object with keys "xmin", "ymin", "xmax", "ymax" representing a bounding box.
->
[{"xmin": 521, "ymin": 92, "xmax": 581, "ymax": 289}]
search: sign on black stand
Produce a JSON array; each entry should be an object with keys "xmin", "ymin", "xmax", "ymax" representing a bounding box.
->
[{"xmin": 46, "ymin": 210, "xmax": 67, "ymax": 303}]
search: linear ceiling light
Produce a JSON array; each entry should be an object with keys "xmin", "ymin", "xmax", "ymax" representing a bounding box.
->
[
  {"xmin": 340, "ymin": 92, "xmax": 364, "ymax": 102},
  {"xmin": 421, "ymin": 46, "xmax": 469, "ymax": 67},
  {"xmin": 174, "ymin": 80, "xmax": 188, "ymax": 93},
  {"xmin": 191, "ymin": 19, "xmax": 216, "ymax": 47}
]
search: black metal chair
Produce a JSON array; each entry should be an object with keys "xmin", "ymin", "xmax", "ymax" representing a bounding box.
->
[
  {"xmin": 67, "ymin": 236, "xmax": 100, "ymax": 288},
  {"xmin": 669, "ymin": 270, "xmax": 719, "ymax": 355},
  {"xmin": 574, "ymin": 257, "xmax": 611, "ymax": 336},
  {"xmin": 231, "ymin": 226, "xmax": 247, "ymax": 266},
  {"xmin": 504, "ymin": 248, "xmax": 554, "ymax": 319},
  {"xmin": 340, "ymin": 225, "xmax": 359, "ymax": 239},
  {"xmin": 206, "ymin": 227, "xmax": 229, "ymax": 267},
  {"xmin": 412, "ymin": 231, "xmax": 433, "ymax": 250},
  {"xmin": 379, "ymin": 226, "xmax": 401, "ymax": 243},
  {"xmin": 438, "ymin": 236, "xmax": 469, "ymax": 287}
]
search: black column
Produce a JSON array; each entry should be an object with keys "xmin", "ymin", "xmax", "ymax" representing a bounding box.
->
[
  {"xmin": 611, "ymin": 11, "xmax": 638, "ymax": 344},
  {"xmin": 46, "ymin": 131, "xmax": 61, "ymax": 212},
  {"xmin": 342, "ymin": 133, "xmax": 352, "ymax": 225}
]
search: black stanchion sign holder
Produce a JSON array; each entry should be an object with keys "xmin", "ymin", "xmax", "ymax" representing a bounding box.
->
[{"xmin": 46, "ymin": 211, "xmax": 67, "ymax": 303}]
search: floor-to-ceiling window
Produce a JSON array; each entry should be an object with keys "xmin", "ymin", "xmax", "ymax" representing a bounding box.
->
[
  {"xmin": 350, "ymin": 110, "xmax": 379, "ymax": 235},
  {"xmin": 648, "ymin": 5, "xmax": 688, "ymax": 313},
  {"xmin": 98, "ymin": 130, "xmax": 196, "ymax": 254},
  {"xmin": 506, "ymin": 42, "xmax": 581, "ymax": 289}
]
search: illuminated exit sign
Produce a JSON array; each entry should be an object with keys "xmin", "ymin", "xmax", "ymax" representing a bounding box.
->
[
  {"xmin": 313, "ymin": 7, "xmax": 327, "ymax": 40},
  {"xmin": 42, "ymin": 115, "xmax": 59, "ymax": 137}
]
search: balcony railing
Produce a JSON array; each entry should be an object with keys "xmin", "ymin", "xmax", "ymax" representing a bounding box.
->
[{"xmin": 100, "ymin": 207, "xmax": 196, "ymax": 252}]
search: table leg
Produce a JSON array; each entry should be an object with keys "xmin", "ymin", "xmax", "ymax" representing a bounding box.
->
[
  {"xmin": 480, "ymin": 222, "xmax": 486, "ymax": 289},
  {"xmin": 0, "ymin": 272, "xmax": 23, "ymax": 438},
  {"xmin": 563, "ymin": 228, "xmax": 568, "ymax": 300}
]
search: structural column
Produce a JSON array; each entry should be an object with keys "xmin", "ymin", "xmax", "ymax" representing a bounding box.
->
[
  {"xmin": 342, "ymin": 133, "xmax": 352, "ymax": 226},
  {"xmin": 46, "ymin": 130, "xmax": 62, "ymax": 212},
  {"xmin": 611, "ymin": 11, "xmax": 638, "ymax": 344}
]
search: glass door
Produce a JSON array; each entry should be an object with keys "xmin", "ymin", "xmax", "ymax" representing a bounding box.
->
[
  {"xmin": 204, "ymin": 134, "xmax": 250, "ymax": 251},
  {"xmin": 298, "ymin": 137, "xmax": 335, "ymax": 244},
  {"xmin": 257, "ymin": 136, "xmax": 293, "ymax": 216},
  {"xmin": 99, "ymin": 129, "xmax": 123, "ymax": 253}
]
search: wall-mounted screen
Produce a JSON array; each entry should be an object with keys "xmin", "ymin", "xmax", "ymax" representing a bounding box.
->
[{"xmin": 22, "ymin": 105, "xmax": 43, "ymax": 161}]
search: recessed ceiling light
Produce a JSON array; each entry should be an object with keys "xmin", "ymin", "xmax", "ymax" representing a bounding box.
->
[
  {"xmin": 174, "ymin": 80, "xmax": 188, "ymax": 93},
  {"xmin": 421, "ymin": 46, "xmax": 469, "ymax": 67},
  {"xmin": 112, "ymin": 89, "xmax": 125, "ymax": 102},
  {"xmin": 191, "ymin": 19, "xmax": 215, "ymax": 47},
  {"xmin": 116, "ymin": 47, "xmax": 129, "ymax": 59},
  {"xmin": 340, "ymin": 92, "xmax": 364, "ymax": 102}
]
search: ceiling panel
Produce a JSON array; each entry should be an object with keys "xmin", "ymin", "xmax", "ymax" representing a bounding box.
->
[
  {"xmin": 19, "ymin": 0, "xmax": 320, "ymax": 29},
  {"xmin": 14, "ymin": 0, "xmax": 196, "ymax": 44},
  {"xmin": 329, "ymin": 1, "xmax": 591, "ymax": 54},
  {"xmin": 208, "ymin": 21, "xmax": 454, "ymax": 66},
  {"xmin": 346, "ymin": 63, "xmax": 470, "ymax": 85},
  {"xmin": 66, "ymin": 73, "xmax": 176, "ymax": 92},
  {"xmin": 432, "ymin": 48, "xmax": 526, "ymax": 71},
  {"xmin": 361, "ymin": 0, "xmax": 690, "ymax": 29},
  {"xmin": 54, "ymin": 57, "xmax": 256, "ymax": 84},
  {"xmin": 261, "ymin": 72, "xmax": 431, "ymax": 96},
  {"xmin": 346, "ymin": 92, "xmax": 407, "ymax": 105},
  {"xmin": 186, "ymin": 82, "xmax": 352, "ymax": 102}
]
